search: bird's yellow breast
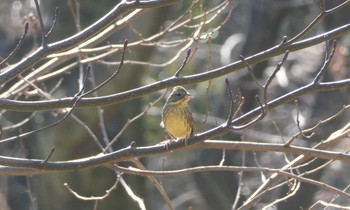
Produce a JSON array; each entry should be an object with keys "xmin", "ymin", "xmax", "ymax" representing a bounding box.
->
[{"xmin": 163, "ymin": 107, "xmax": 191, "ymax": 138}]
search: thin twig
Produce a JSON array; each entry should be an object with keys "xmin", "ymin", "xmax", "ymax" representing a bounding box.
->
[
  {"xmin": 2, "ymin": 112, "xmax": 37, "ymax": 131},
  {"xmin": 325, "ymin": 0, "xmax": 350, "ymax": 13},
  {"xmin": 41, "ymin": 148, "xmax": 55, "ymax": 164},
  {"xmin": 82, "ymin": 39, "xmax": 128, "ymax": 96},
  {"xmin": 33, "ymin": 0, "xmax": 47, "ymax": 48},
  {"xmin": 64, "ymin": 174, "xmax": 121, "ymax": 200},
  {"xmin": 225, "ymin": 78, "xmax": 236, "ymax": 124},
  {"xmin": 232, "ymin": 150, "xmax": 246, "ymax": 210},
  {"xmin": 294, "ymin": 99, "xmax": 313, "ymax": 138},
  {"xmin": 313, "ymin": 39, "xmax": 337, "ymax": 83},
  {"xmin": 240, "ymin": 55, "xmax": 263, "ymax": 89},
  {"xmin": 103, "ymin": 90, "xmax": 167, "ymax": 153},
  {"xmin": 119, "ymin": 175, "xmax": 146, "ymax": 210},
  {"xmin": 261, "ymin": 50, "xmax": 289, "ymax": 112},
  {"xmin": 89, "ymin": 68, "xmax": 110, "ymax": 148},
  {"xmin": 225, "ymin": 79, "xmax": 245, "ymax": 126},
  {"xmin": 264, "ymin": 50, "xmax": 289, "ymax": 89},
  {"xmin": 263, "ymin": 179, "xmax": 300, "ymax": 210},
  {"xmin": 45, "ymin": 7, "xmax": 60, "ymax": 39},
  {"xmin": 174, "ymin": 48, "xmax": 192, "ymax": 77},
  {"xmin": 0, "ymin": 23, "xmax": 29, "ymax": 67},
  {"xmin": 284, "ymin": 104, "xmax": 347, "ymax": 146},
  {"xmin": 70, "ymin": 114, "xmax": 104, "ymax": 150},
  {"xmin": 230, "ymin": 96, "xmax": 264, "ymax": 130}
]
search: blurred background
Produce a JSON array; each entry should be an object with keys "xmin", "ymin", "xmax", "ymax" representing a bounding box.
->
[{"xmin": 0, "ymin": 0, "xmax": 350, "ymax": 209}]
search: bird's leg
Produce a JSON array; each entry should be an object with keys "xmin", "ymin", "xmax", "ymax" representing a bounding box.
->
[
  {"xmin": 182, "ymin": 137, "xmax": 189, "ymax": 146},
  {"xmin": 159, "ymin": 133, "xmax": 174, "ymax": 151}
]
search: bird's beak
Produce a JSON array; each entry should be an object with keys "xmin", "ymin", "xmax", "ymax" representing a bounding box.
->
[{"xmin": 184, "ymin": 93, "xmax": 192, "ymax": 101}]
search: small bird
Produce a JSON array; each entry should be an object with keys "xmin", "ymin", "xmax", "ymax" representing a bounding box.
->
[{"xmin": 161, "ymin": 86, "xmax": 194, "ymax": 143}]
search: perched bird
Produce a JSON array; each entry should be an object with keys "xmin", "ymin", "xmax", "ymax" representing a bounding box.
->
[{"xmin": 161, "ymin": 86, "xmax": 194, "ymax": 142}]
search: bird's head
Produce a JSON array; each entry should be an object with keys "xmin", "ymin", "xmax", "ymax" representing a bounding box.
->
[{"xmin": 167, "ymin": 86, "xmax": 192, "ymax": 106}]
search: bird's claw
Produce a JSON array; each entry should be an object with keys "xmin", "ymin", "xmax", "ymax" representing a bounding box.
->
[{"xmin": 160, "ymin": 139, "xmax": 172, "ymax": 151}]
